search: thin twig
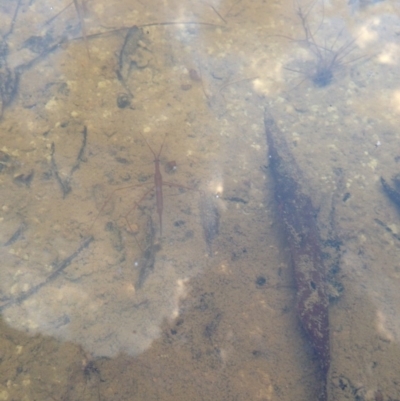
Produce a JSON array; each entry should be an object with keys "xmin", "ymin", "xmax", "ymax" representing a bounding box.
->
[
  {"xmin": 0, "ymin": 236, "xmax": 94, "ymax": 312},
  {"xmin": 73, "ymin": 0, "xmax": 90, "ymax": 58},
  {"xmin": 218, "ymin": 76, "xmax": 258, "ymax": 94}
]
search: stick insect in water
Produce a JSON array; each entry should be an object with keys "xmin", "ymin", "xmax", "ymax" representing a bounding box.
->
[{"xmin": 90, "ymin": 133, "xmax": 196, "ymax": 239}]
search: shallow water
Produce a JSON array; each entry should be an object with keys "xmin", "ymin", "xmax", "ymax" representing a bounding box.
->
[{"xmin": 0, "ymin": 0, "xmax": 400, "ymax": 400}]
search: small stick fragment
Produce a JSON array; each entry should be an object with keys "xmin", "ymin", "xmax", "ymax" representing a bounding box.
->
[
  {"xmin": 51, "ymin": 126, "xmax": 87, "ymax": 198},
  {"xmin": 136, "ymin": 216, "xmax": 159, "ymax": 288},
  {"xmin": 73, "ymin": 0, "xmax": 90, "ymax": 58},
  {"xmin": 4, "ymin": 223, "xmax": 26, "ymax": 246},
  {"xmin": 218, "ymin": 76, "xmax": 258, "ymax": 95},
  {"xmin": 205, "ymin": 2, "xmax": 227, "ymax": 24},
  {"xmin": 199, "ymin": 194, "xmax": 220, "ymax": 256}
]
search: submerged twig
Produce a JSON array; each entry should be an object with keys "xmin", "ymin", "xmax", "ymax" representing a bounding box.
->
[
  {"xmin": 51, "ymin": 126, "xmax": 88, "ymax": 198},
  {"xmin": 218, "ymin": 76, "xmax": 258, "ymax": 94},
  {"xmin": 73, "ymin": 0, "xmax": 90, "ymax": 58},
  {"xmin": 4, "ymin": 0, "xmax": 22, "ymax": 38},
  {"xmin": 0, "ymin": 236, "xmax": 94, "ymax": 312}
]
